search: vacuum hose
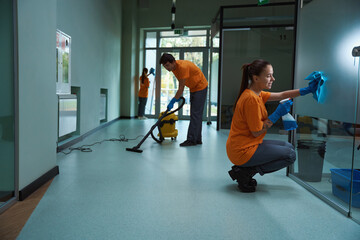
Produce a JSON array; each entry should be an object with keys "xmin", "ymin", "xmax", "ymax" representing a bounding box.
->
[
  {"xmin": 150, "ymin": 97, "xmax": 185, "ymax": 143},
  {"xmin": 126, "ymin": 97, "xmax": 185, "ymax": 153}
]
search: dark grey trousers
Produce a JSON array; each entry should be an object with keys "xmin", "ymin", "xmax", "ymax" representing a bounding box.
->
[
  {"xmin": 187, "ymin": 87, "xmax": 207, "ymax": 142},
  {"xmin": 241, "ymin": 140, "xmax": 296, "ymax": 175},
  {"xmin": 138, "ymin": 97, "xmax": 147, "ymax": 117}
]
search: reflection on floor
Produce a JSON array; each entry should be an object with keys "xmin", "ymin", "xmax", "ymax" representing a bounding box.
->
[
  {"xmin": 17, "ymin": 119, "xmax": 360, "ymax": 239},
  {"xmin": 0, "ymin": 179, "xmax": 52, "ymax": 240},
  {"xmin": 0, "ymin": 192, "xmax": 13, "ymax": 206}
]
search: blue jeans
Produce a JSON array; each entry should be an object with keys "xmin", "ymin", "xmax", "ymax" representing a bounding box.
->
[
  {"xmin": 241, "ymin": 140, "xmax": 296, "ymax": 175},
  {"xmin": 138, "ymin": 97, "xmax": 147, "ymax": 117},
  {"xmin": 187, "ymin": 87, "xmax": 207, "ymax": 142}
]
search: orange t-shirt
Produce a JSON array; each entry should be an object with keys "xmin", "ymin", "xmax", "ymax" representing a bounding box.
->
[
  {"xmin": 226, "ymin": 89, "xmax": 271, "ymax": 166},
  {"xmin": 138, "ymin": 76, "xmax": 150, "ymax": 98},
  {"xmin": 172, "ymin": 60, "xmax": 208, "ymax": 92}
]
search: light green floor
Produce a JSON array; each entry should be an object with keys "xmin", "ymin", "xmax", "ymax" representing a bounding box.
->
[{"xmin": 18, "ymin": 119, "xmax": 360, "ymax": 240}]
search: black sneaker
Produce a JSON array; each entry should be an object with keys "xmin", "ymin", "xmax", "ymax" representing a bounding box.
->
[
  {"xmin": 228, "ymin": 169, "xmax": 238, "ymax": 181},
  {"xmin": 180, "ymin": 140, "xmax": 197, "ymax": 147},
  {"xmin": 196, "ymin": 141, "xmax": 202, "ymax": 145},
  {"xmin": 228, "ymin": 166, "xmax": 258, "ymax": 192},
  {"xmin": 229, "ymin": 169, "xmax": 257, "ymax": 187},
  {"xmin": 237, "ymin": 182, "xmax": 256, "ymax": 193},
  {"xmin": 249, "ymin": 178, "xmax": 257, "ymax": 187}
]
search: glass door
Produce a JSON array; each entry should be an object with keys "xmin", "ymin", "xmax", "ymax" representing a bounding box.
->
[
  {"xmin": 144, "ymin": 49, "xmax": 157, "ymax": 116},
  {"xmin": 0, "ymin": 0, "xmax": 16, "ymax": 211},
  {"xmin": 159, "ymin": 51, "xmax": 180, "ymax": 114},
  {"xmin": 351, "ymin": 56, "xmax": 360, "ymax": 223},
  {"xmin": 182, "ymin": 50, "xmax": 207, "ymax": 119}
]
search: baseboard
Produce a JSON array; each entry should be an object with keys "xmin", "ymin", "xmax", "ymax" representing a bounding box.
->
[
  {"xmin": 120, "ymin": 116, "xmax": 137, "ymax": 119},
  {"xmin": 57, "ymin": 117, "xmax": 120, "ymax": 152},
  {"xmin": 19, "ymin": 166, "xmax": 59, "ymax": 201}
]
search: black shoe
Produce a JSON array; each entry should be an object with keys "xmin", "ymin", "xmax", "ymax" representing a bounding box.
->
[
  {"xmin": 180, "ymin": 140, "xmax": 197, "ymax": 147},
  {"xmin": 228, "ymin": 169, "xmax": 238, "ymax": 181},
  {"xmin": 228, "ymin": 166, "xmax": 257, "ymax": 180},
  {"xmin": 228, "ymin": 169, "xmax": 257, "ymax": 187},
  {"xmin": 249, "ymin": 178, "xmax": 257, "ymax": 187},
  {"xmin": 228, "ymin": 166, "xmax": 258, "ymax": 192},
  {"xmin": 237, "ymin": 182, "xmax": 256, "ymax": 193},
  {"xmin": 196, "ymin": 141, "xmax": 202, "ymax": 145}
]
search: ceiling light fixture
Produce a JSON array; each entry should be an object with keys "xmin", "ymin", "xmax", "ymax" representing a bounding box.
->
[{"xmin": 171, "ymin": 0, "xmax": 176, "ymax": 29}]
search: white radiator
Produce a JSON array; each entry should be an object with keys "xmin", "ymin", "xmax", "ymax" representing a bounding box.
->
[
  {"xmin": 58, "ymin": 94, "xmax": 77, "ymax": 137},
  {"xmin": 100, "ymin": 94, "xmax": 106, "ymax": 121}
]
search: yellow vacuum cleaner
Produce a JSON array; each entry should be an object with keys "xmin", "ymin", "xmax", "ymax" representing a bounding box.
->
[
  {"xmin": 157, "ymin": 111, "xmax": 178, "ymax": 140},
  {"xmin": 126, "ymin": 97, "xmax": 185, "ymax": 153}
]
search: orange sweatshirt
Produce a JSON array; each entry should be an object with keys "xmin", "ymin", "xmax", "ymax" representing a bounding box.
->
[
  {"xmin": 226, "ymin": 89, "xmax": 271, "ymax": 165},
  {"xmin": 138, "ymin": 76, "xmax": 150, "ymax": 98},
  {"xmin": 172, "ymin": 60, "xmax": 208, "ymax": 92}
]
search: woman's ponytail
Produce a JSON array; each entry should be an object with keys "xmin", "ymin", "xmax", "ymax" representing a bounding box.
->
[
  {"xmin": 233, "ymin": 63, "xmax": 250, "ymax": 111},
  {"xmin": 141, "ymin": 68, "xmax": 148, "ymax": 84}
]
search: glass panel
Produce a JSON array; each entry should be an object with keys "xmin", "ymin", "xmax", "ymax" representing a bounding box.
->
[
  {"xmin": 223, "ymin": 4, "xmax": 294, "ymax": 28},
  {"xmin": 210, "ymin": 32, "xmax": 220, "ymax": 118},
  {"xmin": 353, "ymin": 125, "xmax": 360, "ymax": 220},
  {"xmin": 159, "ymin": 36, "xmax": 206, "ymax": 48},
  {"xmin": 56, "ymin": 48, "xmax": 59, "ymax": 82},
  {"xmin": 183, "ymin": 52, "xmax": 204, "ymax": 117},
  {"xmin": 145, "ymin": 50, "xmax": 156, "ymax": 115},
  {"xmin": 160, "ymin": 52, "xmax": 180, "ymax": 113},
  {"xmin": 145, "ymin": 32, "xmax": 157, "ymax": 48},
  {"xmin": 188, "ymin": 30, "xmax": 207, "ymax": 36},
  {"xmin": 56, "ymin": 30, "xmax": 71, "ymax": 94},
  {"xmin": 0, "ymin": 0, "xmax": 15, "ymax": 207},
  {"xmin": 160, "ymin": 31, "xmax": 180, "ymax": 37},
  {"xmin": 293, "ymin": 0, "xmax": 360, "ymax": 221},
  {"xmin": 293, "ymin": 0, "xmax": 360, "ymax": 123},
  {"xmin": 62, "ymin": 52, "xmax": 69, "ymax": 83},
  {"xmin": 293, "ymin": 116, "xmax": 355, "ymax": 210},
  {"xmin": 221, "ymin": 27, "xmax": 294, "ymax": 129},
  {"xmin": 58, "ymin": 96, "xmax": 77, "ymax": 137},
  {"xmin": 212, "ymin": 36, "xmax": 220, "ymax": 48},
  {"xmin": 210, "ymin": 51, "xmax": 219, "ymax": 117}
]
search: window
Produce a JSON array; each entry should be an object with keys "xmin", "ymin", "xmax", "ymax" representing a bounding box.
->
[
  {"xmin": 145, "ymin": 32, "xmax": 157, "ymax": 48},
  {"xmin": 159, "ymin": 30, "xmax": 207, "ymax": 47}
]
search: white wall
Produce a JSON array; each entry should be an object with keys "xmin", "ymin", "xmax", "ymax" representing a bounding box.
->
[
  {"xmin": 18, "ymin": 0, "xmax": 58, "ymax": 189},
  {"xmin": 17, "ymin": 0, "xmax": 123, "ymax": 190},
  {"xmin": 120, "ymin": 0, "xmax": 137, "ymax": 117},
  {"xmin": 57, "ymin": 0, "xmax": 122, "ymax": 133}
]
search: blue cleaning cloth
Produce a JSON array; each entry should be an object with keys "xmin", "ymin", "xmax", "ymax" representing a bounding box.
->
[
  {"xmin": 149, "ymin": 67, "xmax": 155, "ymax": 76},
  {"xmin": 304, "ymin": 71, "xmax": 326, "ymax": 102},
  {"xmin": 304, "ymin": 71, "xmax": 322, "ymax": 81}
]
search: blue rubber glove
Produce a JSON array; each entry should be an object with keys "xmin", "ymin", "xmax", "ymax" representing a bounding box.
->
[
  {"xmin": 167, "ymin": 97, "xmax": 180, "ymax": 111},
  {"xmin": 299, "ymin": 79, "xmax": 319, "ymax": 96},
  {"xmin": 268, "ymin": 100, "xmax": 293, "ymax": 124}
]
